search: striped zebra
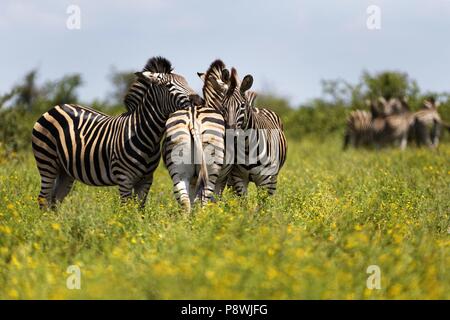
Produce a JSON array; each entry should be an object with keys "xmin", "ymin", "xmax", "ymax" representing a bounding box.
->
[
  {"xmin": 198, "ymin": 60, "xmax": 256, "ymax": 196},
  {"xmin": 32, "ymin": 57, "xmax": 200, "ymax": 209},
  {"xmin": 413, "ymin": 98, "xmax": 450, "ymax": 148},
  {"xmin": 162, "ymin": 102, "xmax": 225, "ymax": 212},
  {"xmin": 344, "ymin": 97, "xmax": 413, "ymax": 150},
  {"xmin": 224, "ymin": 68, "xmax": 287, "ymax": 196},
  {"xmin": 343, "ymin": 110, "xmax": 373, "ymax": 149},
  {"xmin": 372, "ymin": 97, "xmax": 414, "ymax": 150}
]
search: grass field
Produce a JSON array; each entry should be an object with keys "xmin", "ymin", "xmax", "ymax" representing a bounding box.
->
[{"xmin": 0, "ymin": 137, "xmax": 449, "ymax": 299}]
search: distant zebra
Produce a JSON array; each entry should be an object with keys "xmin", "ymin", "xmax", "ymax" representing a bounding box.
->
[
  {"xmin": 32, "ymin": 57, "xmax": 200, "ymax": 209},
  {"xmin": 344, "ymin": 97, "xmax": 414, "ymax": 150},
  {"xmin": 413, "ymin": 98, "xmax": 450, "ymax": 148},
  {"xmin": 162, "ymin": 102, "xmax": 225, "ymax": 212},
  {"xmin": 224, "ymin": 68, "xmax": 287, "ymax": 196},
  {"xmin": 372, "ymin": 97, "xmax": 414, "ymax": 150},
  {"xmin": 343, "ymin": 110, "xmax": 373, "ymax": 149}
]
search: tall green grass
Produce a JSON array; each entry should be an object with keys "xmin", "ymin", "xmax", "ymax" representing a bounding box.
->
[{"xmin": 0, "ymin": 137, "xmax": 449, "ymax": 299}]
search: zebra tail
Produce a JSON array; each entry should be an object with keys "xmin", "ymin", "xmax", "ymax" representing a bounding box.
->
[{"xmin": 188, "ymin": 120, "xmax": 209, "ymax": 202}]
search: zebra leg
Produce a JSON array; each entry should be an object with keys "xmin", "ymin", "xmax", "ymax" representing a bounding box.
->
[
  {"xmin": 202, "ymin": 164, "xmax": 221, "ymax": 205},
  {"xmin": 35, "ymin": 159, "xmax": 61, "ymax": 210},
  {"xmin": 229, "ymin": 173, "xmax": 249, "ymax": 197},
  {"xmin": 418, "ymin": 123, "xmax": 432, "ymax": 147},
  {"xmin": 252, "ymin": 174, "xmax": 277, "ymax": 210},
  {"xmin": 431, "ymin": 120, "xmax": 441, "ymax": 148},
  {"xmin": 37, "ymin": 171, "xmax": 58, "ymax": 210},
  {"xmin": 400, "ymin": 134, "xmax": 408, "ymax": 150},
  {"xmin": 266, "ymin": 175, "xmax": 278, "ymax": 196},
  {"xmin": 51, "ymin": 172, "xmax": 75, "ymax": 206},
  {"xmin": 118, "ymin": 181, "xmax": 134, "ymax": 204},
  {"xmin": 343, "ymin": 132, "xmax": 351, "ymax": 150},
  {"xmin": 133, "ymin": 178, "xmax": 153, "ymax": 209},
  {"xmin": 174, "ymin": 179, "xmax": 191, "ymax": 212},
  {"xmin": 354, "ymin": 135, "xmax": 361, "ymax": 148}
]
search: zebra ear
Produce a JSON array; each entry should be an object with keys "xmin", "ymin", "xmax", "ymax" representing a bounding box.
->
[
  {"xmin": 378, "ymin": 96, "xmax": 387, "ymax": 106},
  {"xmin": 197, "ymin": 72, "xmax": 206, "ymax": 82},
  {"xmin": 423, "ymin": 100, "xmax": 433, "ymax": 109},
  {"xmin": 240, "ymin": 75, "xmax": 253, "ymax": 95}
]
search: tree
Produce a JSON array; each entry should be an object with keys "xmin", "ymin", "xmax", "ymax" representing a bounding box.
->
[
  {"xmin": 14, "ymin": 69, "xmax": 40, "ymax": 111},
  {"xmin": 0, "ymin": 90, "xmax": 16, "ymax": 109},
  {"xmin": 321, "ymin": 79, "xmax": 365, "ymax": 109},
  {"xmin": 45, "ymin": 74, "xmax": 83, "ymax": 105},
  {"xmin": 361, "ymin": 70, "xmax": 420, "ymax": 101},
  {"xmin": 108, "ymin": 67, "xmax": 136, "ymax": 105}
]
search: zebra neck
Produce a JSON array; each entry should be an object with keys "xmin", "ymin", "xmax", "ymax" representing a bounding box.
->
[
  {"xmin": 203, "ymin": 87, "xmax": 224, "ymax": 112},
  {"xmin": 127, "ymin": 93, "xmax": 171, "ymax": 151},
  {"xmin": 244, "ymin": 108, "xmax": 257, "ymax": 129}
]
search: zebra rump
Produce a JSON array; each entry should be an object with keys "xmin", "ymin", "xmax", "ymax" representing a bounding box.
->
[{"xmin": 162, "ymin": 104, "xmax": 225, "ymax": 212}]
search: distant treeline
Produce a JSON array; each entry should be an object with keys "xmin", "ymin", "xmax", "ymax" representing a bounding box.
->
[
  {"xmin": 257, "ymin": 71, "xmax": 450, "ymax": 140},
  {"xmin": 1, "ymin": 68, "xmax": 449, "ymax": 154}
]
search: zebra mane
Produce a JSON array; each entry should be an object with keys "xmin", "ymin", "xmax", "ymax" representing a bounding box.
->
[
  {"xmin": 202, "ymin": 59, "xmax": 229, "ymax": 110},
  {"xmin": 246, "ymin": 91, "xmax": 257, "ymax": 107},
  {"xmin": 143, "ymin": 56, "xmax": 173, "ymax": 74},
  {"xmin": 204, "ymin": 59, "xmax": 226, "ymax": 82}
]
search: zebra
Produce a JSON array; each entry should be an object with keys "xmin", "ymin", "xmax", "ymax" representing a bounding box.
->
[
  {"xmin": 343, "ymin": 110, "xmax": 373, "ymax": 149},
  {"xmin": 371, "ymin": 97, "xmax": 414, "ymax": 150},
  {"xmin": 413, "ymin": 98, "xmax": 450, "ymax": 148},
  {"xmin": 163, "ymin": 59, "xmax": 254, "ymax": 211},
  {"xmin": 344, "ymin": 97, "xmax": 413, "ymax": 150},
  {"xmin": 197, "ymin": 60, "xmax": 255, "ymax": 196},
  {"xmin": 31, "ymin": 56, "xmax": 201, "ymax": 209},
  {"xmin": 161, "ymin": 59, "xmax": 228, "ymax": 211},
  {"xmin": 223, "ymin": 68, "xmax": 287, "ymax": 196},
  {"xmin": 162, "ymin": 101, "xmax": 225, "ymax": 212}
]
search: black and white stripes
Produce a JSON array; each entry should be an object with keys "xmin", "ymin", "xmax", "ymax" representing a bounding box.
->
[
  {"xmin": 223, "ymin": 68, "xmax": 287, "ymax": 196},
  {"xmin": 162, "ymin": 104, "xmax": 225, "ymax": 212},
  {"xmin": 32, "ymin": 57, "xmax": 199, "ymax": 209},
  {"xmin": 32, "ymin": 57, "xmax": 289, "ymax": 211}
]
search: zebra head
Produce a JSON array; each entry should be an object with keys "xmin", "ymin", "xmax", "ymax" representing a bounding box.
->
[
  {"xmin": 222, "ymin": 67, "xmax": 253, "ymax": 130},
  {"xmin": 199, "ymin": 59, "xmax": 230, "ymax": 111},
  {"xmin": 376, "ymin": 97, "xmax": 410, "ymax": 116},
  {"xmin": 134, "ymin": 56, "xmax": 201, "ymax": 115},
  {"xmin": 423, "ymin": 97, "xmax": 440, "ymax": 110}
]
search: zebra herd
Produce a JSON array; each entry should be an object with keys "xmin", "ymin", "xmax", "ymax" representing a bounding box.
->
[
  {"xmin": 343, "ymin": 96, "xmax": 449, "ymax": 150},
  {"xmin": 31, "ymin": 57, "xmax": 287, "ymax": 211}
]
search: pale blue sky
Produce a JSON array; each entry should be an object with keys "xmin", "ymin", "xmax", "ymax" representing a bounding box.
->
[{"xmin": 1, "ymin": 0, "xmax": 449, "ymax": 106}]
